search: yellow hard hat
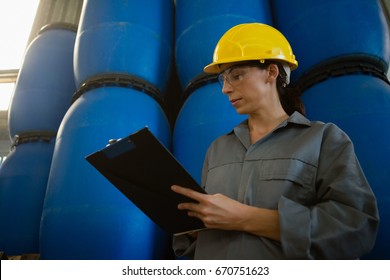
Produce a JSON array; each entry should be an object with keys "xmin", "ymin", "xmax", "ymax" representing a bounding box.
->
[{"xmin": 204, "ymin": 23, "xmax": 298, "ymax": 74}]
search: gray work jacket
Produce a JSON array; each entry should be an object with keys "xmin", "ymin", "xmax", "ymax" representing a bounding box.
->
[{"xmin": 173, "ymin": 111, "xmax": 379, "ymax": 259}]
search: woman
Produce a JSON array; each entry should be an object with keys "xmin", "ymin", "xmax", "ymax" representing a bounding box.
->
[{"xmin": 171, "ymin": 23, "xmax": 379, "ymax": 259}]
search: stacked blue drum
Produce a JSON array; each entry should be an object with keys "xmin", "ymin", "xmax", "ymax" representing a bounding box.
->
[
  {"xmin": 40, "ymin": 0, "xmax": 174, "ymax": 259},
  {"xmin": 173, "ymin": 0, "xmax": 272, "ymax": 182},
  {"xmin": 272, "ymin": 0, "xmax": 390, "ymax": 83},
  {"xmin": 272, "ymin": 0, "xmax": 390, "ymax": 259},
  {"xmin": 0, "ymin": 24, "xmax": 77, "ymax": 255},
  {"xmin": 73, "ymin": 0, "xmax": 173, "ymax": 93}
]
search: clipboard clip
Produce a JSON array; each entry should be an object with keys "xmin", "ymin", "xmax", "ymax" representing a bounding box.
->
[{"xmin": 106, "ymin": 138, "xmax": 122, "ymax": 147}]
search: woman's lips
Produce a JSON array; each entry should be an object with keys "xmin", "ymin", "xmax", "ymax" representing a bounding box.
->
[{"xmin": 230, "ymin": 98, "xmax": 241, "ymax": 107}]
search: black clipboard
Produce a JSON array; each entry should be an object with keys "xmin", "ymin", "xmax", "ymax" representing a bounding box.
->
[{"xmin": 85, "ymin": 127, "xmax": 206, "ymax": 235}]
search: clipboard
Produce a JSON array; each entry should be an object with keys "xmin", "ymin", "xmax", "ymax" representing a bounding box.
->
[{"xmin": 85, "ymin": 127, "xmax": 206, "ymax": 235}]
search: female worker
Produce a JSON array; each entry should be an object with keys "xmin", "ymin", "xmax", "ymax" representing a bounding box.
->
[{"xmin": 171, "ymin": 23, "xmax": 379, "ymax": 259}]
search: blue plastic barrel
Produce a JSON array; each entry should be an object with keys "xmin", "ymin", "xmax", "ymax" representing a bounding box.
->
[
  {"xmin": 40, "ymin": 84, "xmax": 172, "ymax": 260},
  {"xmin": 301, "ymin": 74, "xmax": 390, "ymax": 259},
  {"xmin": 74, "ymin": 0, "xmax": 174, "ymax": 93},
  {"xmin": 0, "ymin": 135, "xmax": 55, "ymax": 255},
  {"xmin": 173, "ymin": 82, "xmax": 246, "ymax": 184},
  {"xmin": 272, "ymin": 0, "xmax": 390, "ymax": 81},
  {"xmin": 175, "ymin": 0, "xmax": 272, "ymax": 89},
  {"xmin": 8, "ymin": 24, "xmax": 77, "ymax": 137}
]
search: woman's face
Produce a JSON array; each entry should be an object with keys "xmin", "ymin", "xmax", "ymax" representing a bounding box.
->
[{"xmin": 219, "ymin": 64, "xmax": 274, "ymax": 115}]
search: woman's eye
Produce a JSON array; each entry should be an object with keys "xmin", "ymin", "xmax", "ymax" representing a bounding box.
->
[{"xmin": 231, "ymin": 72, "xmax": 243, "ymax": 81}]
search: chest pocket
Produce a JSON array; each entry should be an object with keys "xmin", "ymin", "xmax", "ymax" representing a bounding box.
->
[{"xmin": 251, "ymin": 158, "xmax": 317, "ymax": 208}]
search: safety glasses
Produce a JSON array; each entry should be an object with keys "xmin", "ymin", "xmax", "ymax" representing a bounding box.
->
[{"xmin": 217, "ymin": 62, "xmax": 265, "ymax": 88}]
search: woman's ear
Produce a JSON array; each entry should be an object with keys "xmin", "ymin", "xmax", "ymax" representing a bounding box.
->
[{"xmin": 267, "ymin": 63, "xmax": 279, "ymax": 83}]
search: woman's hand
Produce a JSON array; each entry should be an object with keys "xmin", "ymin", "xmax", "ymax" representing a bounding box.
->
[
  {"xmin": 171, "ymin": 185, "xmax": 281, "ymax": 241},
  {"xmin": 171, "ymin": 185, "xmax": 249, "ymax": 230}
]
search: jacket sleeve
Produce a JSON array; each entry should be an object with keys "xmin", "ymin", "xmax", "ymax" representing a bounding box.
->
[{"xmin": 279, "ymin": 123, "xmax": 379, "ymax": 259}]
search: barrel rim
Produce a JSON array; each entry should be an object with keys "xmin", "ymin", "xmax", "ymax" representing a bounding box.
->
[{"xmin": 294, "ymin": 56, "xmax": 390, "ymax": 92}]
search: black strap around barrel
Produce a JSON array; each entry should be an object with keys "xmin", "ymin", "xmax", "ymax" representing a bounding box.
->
[
  {"xmin": 11, "ymin": 131, "xmax": 57, "ymax": 150},
  {"xmin": 294, "ymin": 56, "xmax": 390, "ymax": 92},
  {"xmin": 72, "ymin": 73, "xmax": 165, "ymax": 109},
  {"xmin": 181, "ymin": 73, "xmax": 219, "ymax": 104},
  {"xmin": 38, "ymin": 22, "xmax": 78, "ymax": 34}
]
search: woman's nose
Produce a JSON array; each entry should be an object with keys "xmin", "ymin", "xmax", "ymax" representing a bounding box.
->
[{"xmin": 221, "ymin": 80, "xmax": 233, "ymax": 94}]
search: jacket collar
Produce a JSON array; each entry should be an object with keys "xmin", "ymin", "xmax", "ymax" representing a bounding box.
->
[{"xmin": 229, "ymin": 111, "xmax": 311, "ymax": 135}]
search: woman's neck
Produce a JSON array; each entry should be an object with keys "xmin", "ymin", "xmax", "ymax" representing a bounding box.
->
[{"xmin": 247, "ymin": 107, "xmax": 288, "ymax": 144}]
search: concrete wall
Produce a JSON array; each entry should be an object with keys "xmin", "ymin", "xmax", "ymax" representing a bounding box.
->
[{"xmin": 0, "ymin": 111, "xmax": 10, "ymax": 165}]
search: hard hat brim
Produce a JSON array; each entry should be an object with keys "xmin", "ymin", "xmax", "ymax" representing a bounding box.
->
[{"xmin": 204, "ymin": 57, "xmax": 298, "ymax": 74}]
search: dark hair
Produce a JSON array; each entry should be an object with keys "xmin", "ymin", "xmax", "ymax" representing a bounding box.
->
[
  {"xmin": 257, "ymin": 60, "xmax": 306, "ymax": 116},
  {"xmin": 276, "ymin": 77, "xmax": 305, "ymax": 116}
]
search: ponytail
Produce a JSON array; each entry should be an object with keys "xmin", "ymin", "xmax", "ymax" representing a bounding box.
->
[
  {"xmin": 277, "ymin": 82, "xmax": 306, "ymax": 116},
  {"xmin": 274, "ymin": 62, "xmax": 305, "ymax": 116}
]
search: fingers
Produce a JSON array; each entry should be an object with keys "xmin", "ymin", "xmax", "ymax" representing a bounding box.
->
[
  {"xmin": 171, "ymin": 185, "xmax": 205, "ymax": 202},
  {"xmin": 171, "ymin": 185, "xmax": 205, "ymax": 218}
]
